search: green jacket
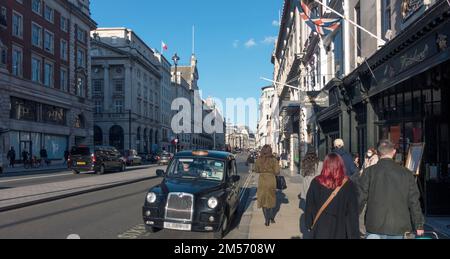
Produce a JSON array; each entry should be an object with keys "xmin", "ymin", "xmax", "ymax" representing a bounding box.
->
[{"xmin": 358, "ymin": 159, "xmax": 425, "ymax": 236}]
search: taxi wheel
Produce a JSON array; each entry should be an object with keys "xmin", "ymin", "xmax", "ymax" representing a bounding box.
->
[
  {"xmin": 214, "ymin": 214, "xmax": 229, "ymax": 239},
  {"xmin": 72, "ymin": 170, "xmax": 80, "ymax": 175},
  {"xmin": 145, "ymin": 226, "xmax": 161, "ymax": 233}
]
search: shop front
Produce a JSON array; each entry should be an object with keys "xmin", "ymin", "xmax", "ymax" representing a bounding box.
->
[
  {"xmin": 344, "ymin": 1, "xmax": 450, "ymax": 215},
  {"xmin": 8, "ymin": 131, "xmax": 68, "ymax": 161}
]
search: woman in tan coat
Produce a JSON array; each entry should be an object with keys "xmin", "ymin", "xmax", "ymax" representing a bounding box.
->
[{"xmin": 254, "ymin": 145, "xmax": 280, "ymax": 227}]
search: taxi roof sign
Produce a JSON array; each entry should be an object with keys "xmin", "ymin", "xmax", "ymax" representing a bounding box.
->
[{"xmin": 192, "ymin": 151, "xmax": 209, "ymax": 156}]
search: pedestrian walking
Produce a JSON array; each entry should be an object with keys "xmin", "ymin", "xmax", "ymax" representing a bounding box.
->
[
  {"xmin": 0, "ymin": 151, "xmax": 4, "ymax": 174},
  {"xmin": 7, "ymin": 146, "xmax": 16, "ymax": 168},
  {"xmin": 358, "ymin": 140, "xmax": 425, "ymax": 239},
  {"xmin": 304, "ymin": 153, "xmax": 360, "ymax": 239},
  {"xmin": 64, "ymin": 150, "xmax": 70, "ymax": 165},
  {"xmin": 40, "ymin": 148, "xmax": 48, "ymax": 166},
  {"xmin": 357, "ymin": 148, "xmax": 379, "ymax": 238},
  {"xmin": 353, "ymin": 153, "xmax": 361, "ymax": 170},
  {"xmin": 299, "ymin": 152, "xmax": 323, "ymax": 201},
  {"xmin": 22, "ymin": 150, "xmax": 29, "ymax": 166},
  {"xmin": 333, "ymin": 139, "xmax": 358, "ymax": 177},
  {"xmin": 246, "ymin": 153, "xmax": 255, "ymax": 172},
  {"xmin": 280, "ymin": 152, "xmax": 289, "ymax": 169},
  {"xmin": 255, "ymin": 145, "xmax": 280, "ymax": 227},
  {"xmin": 362, "ymin": 148, "xmax": 379, "ymax": 171}
]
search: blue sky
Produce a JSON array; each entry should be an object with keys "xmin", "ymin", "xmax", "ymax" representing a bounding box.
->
[{"xmin": 91, "ymin": 0, "xmax": 283, "ymax": 130}]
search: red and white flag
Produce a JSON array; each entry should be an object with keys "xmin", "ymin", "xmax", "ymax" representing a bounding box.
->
[{"xmin": 161, "ymin": 41, "xmax": 168, "ymax": 52}]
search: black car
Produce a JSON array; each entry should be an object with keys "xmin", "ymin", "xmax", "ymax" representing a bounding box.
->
[
  {"xmin": 142, "ymin": 150, "xmax": 241, "ymax": 239},
  {"xmin": 69, "ymin": 146, "xmax": 126, "ymax": 175}
]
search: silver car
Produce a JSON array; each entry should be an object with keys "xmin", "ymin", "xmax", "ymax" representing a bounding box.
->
[{"xmin": 158, "ymin": 152, "xmax": 172, "ymax": 166}]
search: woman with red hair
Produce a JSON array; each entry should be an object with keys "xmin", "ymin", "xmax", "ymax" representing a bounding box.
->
[{"xmin": 304, "ymin": 153, "xmax": 359, "ymax": 239}]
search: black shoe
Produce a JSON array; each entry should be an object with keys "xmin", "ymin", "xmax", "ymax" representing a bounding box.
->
[
  {"xmin": 265, "ymin": 221, "xmax": 270, "ymax": 227},
  {"xmin": 270, "ymin": 219, "xmax": 276, "ymax": 224}
]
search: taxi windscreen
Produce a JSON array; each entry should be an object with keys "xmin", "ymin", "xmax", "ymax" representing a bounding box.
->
[{"xmin": 166, "ymin": 158, "xmax": 225, "ymax": 181}]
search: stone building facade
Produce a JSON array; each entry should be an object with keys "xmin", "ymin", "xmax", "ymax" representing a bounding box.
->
[
  {"xmin": 90, "ymin": 28, "xmax": 161, "ymax": 153},
  {"xmin": 0, "ymin": 0, "xmax": 96, "ymax": 162}
]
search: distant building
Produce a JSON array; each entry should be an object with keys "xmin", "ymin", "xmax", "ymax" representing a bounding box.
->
[
  {"xmin": 155, "ymin": 52, "xmax": 175, "ymax": 153},
  {"xmin": 257, "ymin": 86, "xmax": 275, "ymax": 148},
  {"xmin": 90, "ymin": 28, "xmax": 161, "ymax": 153},
  {"xmin": 0, "ymin": 0, "xmax": 96, "ymax": 162},
  {"xmin": 226, "ymin": 124, "xmax": 252, "ymax": 150}
]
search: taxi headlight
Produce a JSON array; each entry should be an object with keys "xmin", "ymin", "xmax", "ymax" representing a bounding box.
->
[
  {"xmin": 146, "ymin": 192, "xmax": 157, "ymax": 203},
  {"xmin": 208, "ymin": 197, "xmax": 218, "ymax": 209}
]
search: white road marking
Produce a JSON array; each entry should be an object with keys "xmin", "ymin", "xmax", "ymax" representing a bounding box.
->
[
  {"xmin": 118, "ymin": 224, "xmax": 148, "ymax": 239},
  {"xmin": 67, "ymin": 234, "xmax": 81, "ymax": 239},
  {"xmin": 0, "ymin": 173, "xmax": 73, "ymax": 183},
  {"xmin": 239, "ymin": 171, "xmax": 254, "ymax": 203}
]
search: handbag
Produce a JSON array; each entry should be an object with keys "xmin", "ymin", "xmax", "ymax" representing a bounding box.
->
[
  {"xmin": 276, "ymin": 175, "xmax": 287, "ymax": 190},
  {"xmin": 310, "ymin": 178, "xmax": 348, "ymax": 230}
]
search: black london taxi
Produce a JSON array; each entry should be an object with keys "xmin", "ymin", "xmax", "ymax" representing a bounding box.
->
[{"xmin": 142, "ymin": 150, "xmax": 241, "ymax": 239}]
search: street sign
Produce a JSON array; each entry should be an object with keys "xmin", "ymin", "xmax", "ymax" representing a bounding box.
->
[{"xmin": 303, "ymin": 95, "xmax": 329, "ymax": 107}]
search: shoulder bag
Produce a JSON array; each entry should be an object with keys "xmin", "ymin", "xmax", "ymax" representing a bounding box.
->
[
  {"xmin": 276, "ymin": 175, "xmax": 287, "ymax": 190},
  {"xmin": 310, "ymin": 178, "xmax": 348, "ymax": 230}
]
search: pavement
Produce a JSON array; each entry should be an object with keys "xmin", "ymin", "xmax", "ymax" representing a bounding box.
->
[
  {"xmin": 3, "ymin": 160, "xmax": 69, "ymax": 174},
  {"xmin": 247, "ymin": 168, "xmax": 304, "ymax": 239},
  {"xmin": 425, "ymin": 217, "xmax": 450, "ymax": 239}
]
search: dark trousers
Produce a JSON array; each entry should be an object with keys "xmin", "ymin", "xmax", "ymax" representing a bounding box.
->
[
  {"xmin": 9, "ymin": 159, "xmax": 15, "ymax": 167},
  {"xmin": 262, "ymin": 208, "xmax": 275, "ymax": 223}
]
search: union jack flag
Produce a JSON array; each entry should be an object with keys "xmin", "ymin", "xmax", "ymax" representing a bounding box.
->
[{"xmin": 299, "ymin": 0, "xmax": 342, "ymax": 37}]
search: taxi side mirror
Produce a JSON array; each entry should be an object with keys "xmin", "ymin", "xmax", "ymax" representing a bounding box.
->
[
  {"xmin": 156, "ymin": 169, "xmax": 165, "ymax": 177},
  {"xmin": 231, "ymin": 175, "xmax": 240, "ymax": 183}
]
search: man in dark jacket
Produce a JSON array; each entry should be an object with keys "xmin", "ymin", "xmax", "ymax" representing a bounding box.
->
[
  {"xmin": 358, "ymin": 139, "xmax": 425, "ymax": 239},
  {"xmin": 333, "ymin": 139, "xmax": 358, "ymax": 177}
]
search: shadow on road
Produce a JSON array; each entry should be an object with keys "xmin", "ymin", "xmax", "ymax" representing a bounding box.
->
[{"xmin": 228, "ymin": 186, "xmax": 256, "ymax": 234}]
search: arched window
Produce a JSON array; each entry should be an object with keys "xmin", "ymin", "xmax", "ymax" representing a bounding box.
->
[
  {"xmin": 154, "ymin": 130, "xmax": 159, "ymax": 145},
  {"xmin": 109, "ymin": 125, "xmax": 124, "ymax": 151},
  {"xmin": 149, "ymin": 129, "xmax": 153, "ymax": 146},
  {"xmin": 94, "ymin": 126, "xmax": 103, "ymax": 146}
]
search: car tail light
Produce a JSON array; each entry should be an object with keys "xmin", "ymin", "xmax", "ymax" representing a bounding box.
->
[{"xmin": 91, "ymin": 153, "xmax": 96, "ymax": 163}]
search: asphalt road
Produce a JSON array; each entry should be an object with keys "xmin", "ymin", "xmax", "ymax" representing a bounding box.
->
[{"xmin": 0, "ymin": 155, "xmax": 252, "ymax": 239}]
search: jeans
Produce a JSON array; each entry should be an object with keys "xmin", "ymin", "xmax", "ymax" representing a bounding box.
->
[{"xmin": 366, "ymin": 233, "xmax": 404, "ymax": 239}]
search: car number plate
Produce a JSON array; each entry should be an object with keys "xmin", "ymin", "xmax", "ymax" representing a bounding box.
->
[
  {"xmin": 77, "ymin": 162, "xmax": 86, "ymax": 166},
  {"xmin": 164, "ymin": 222, "xmax": 191, "ymax": 231}
]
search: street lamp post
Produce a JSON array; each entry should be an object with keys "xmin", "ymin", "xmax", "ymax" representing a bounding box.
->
[
  {"xmin": 128, "ymin": 109, "xmax": 132, "ymax": 150},
  {"xmin": 172, "ymin": 53, "xmax": 180, "ymax": 153},
  {"xmin": 172, "ymin": 53, "xmax": 180, "ymax": 84}
]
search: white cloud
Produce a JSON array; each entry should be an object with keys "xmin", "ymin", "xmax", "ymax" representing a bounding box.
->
[
  {"xmin": 262, "ymin": 36, "xmax": 277, "ymax": 45},
  {"xmin": 272, "ymin": 20, "xmax": 280, "ymax": 27},
  {"xmin": 244, "ymin": 39, "xmax": 257, "ymax": 48},
  {"xmin": 232, "ymin": 40, "xmax": 239, "ymax": 48}
]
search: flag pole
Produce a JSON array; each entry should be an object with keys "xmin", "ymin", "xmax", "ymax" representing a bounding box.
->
[{"xmin": 313, "ymin": 0, "xmax": 386, "ymax": 45}]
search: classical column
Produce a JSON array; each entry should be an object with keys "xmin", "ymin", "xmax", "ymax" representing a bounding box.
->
[
  {"xmin": 103, "ymin": 64, "xmax": 110, "ymax": 111},
  {"xmin": 124, "ymin": 64, "xmax": 133, "ymax": 112}
]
